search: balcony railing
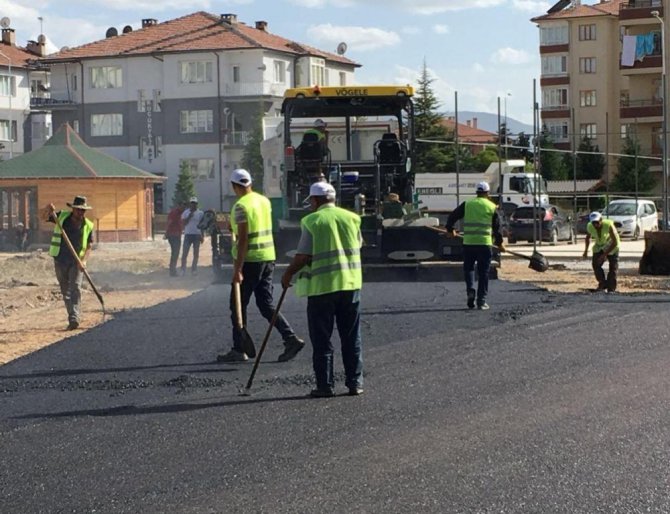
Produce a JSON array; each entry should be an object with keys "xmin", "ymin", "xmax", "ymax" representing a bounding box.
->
[
  {"xmin": 620, "ymin": 98, "xmax": 662, "ymax": 107},
  {"xmin": 224, "ymin": 131, "xmax": 249, "ymax": 146},
  {"xmin": 30, "ymin": 97, "xmax": 77, "ymax": 109},
  {"xmin": 621, "ymin": 1, "xmax": 663, "ymax": 9},
  {"xmin": 224, "ymin": 82, "xmax": 286, "ymax": 97}
]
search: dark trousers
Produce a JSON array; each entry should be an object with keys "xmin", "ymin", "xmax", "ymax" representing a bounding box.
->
[
  {"xmin": 463, "ymin": 244, "xmax": 492, "ymax": 306},
  {"xmin": 307, "ymin": 290, "xmax": 363, "ymax": 391},
  {"xmin": 230, "ymin": 261, "xmax": 295, "ymax": 351},
  {"xmin": 54, "ymin": 260, "xmax": 84, "ymax": 323},
  {"xmin": 592, "ymin": 251, "xmax": 618, "ymax": 292},
  {"xmin": 167, "ymin": 235, "xmax": 181, "ymax": 274},
  {"xmin": 181, "ymin": 234, "xmax": 201, "ymax": 271}
]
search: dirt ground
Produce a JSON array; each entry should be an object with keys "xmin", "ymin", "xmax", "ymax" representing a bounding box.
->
[{"xmin": 1, "ymin": 241, "xmax": 669, "ymax": 365}]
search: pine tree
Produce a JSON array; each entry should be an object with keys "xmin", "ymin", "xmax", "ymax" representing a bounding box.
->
[
  {"xmin": 172, "ymin": 160, "xmax": 196, "ymax": 206},
  {"xmin": 539, "ymin": 129, "xmax": 568, "ymax": 181},
  {"xmin": 612, "ymin": 137, "xmax": 656, "ymax": 193},
  {"xmin": 241, "ymin": 104, "xmax": 265, "ymax": 193},
  {"xmin": 576, "ymin": 136, "xmax": 605, "ymax": 180},
  {"xmin": 413, "ymin": 60, "xmax": 451, "ymax": 173}
]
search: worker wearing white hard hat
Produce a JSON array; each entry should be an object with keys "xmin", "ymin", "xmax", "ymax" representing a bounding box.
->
[{"xmin": 583, "ymin": 210, "xmax": 620, "ymax": 292}]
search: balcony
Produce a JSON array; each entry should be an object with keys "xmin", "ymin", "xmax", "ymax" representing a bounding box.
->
[
  {"xmin": 30, "ymin": 97, "xmax": 77, "ymax": 110},
  {"xmin": 541, "ymin": 105, "xmax": 570, "ymax": 119},
  {"xmin": 620, "ymin": 97, "xmax": 663, "ymax": 119},
  {"xmin": 620, "ymin": 53, "xmax": 662, "ymax": 72},
  {"xmin": 540, "ymin": 75, "xmax": 570, "ymax": 87},
  {"xmin": 224, "ymin": 131, "xmax": 249, "ymax": 146},
  {"xmin": 224, "ymin": 82, "xmax": 286, "ymax": 97},
  {"xmin": 620, "ymin": 1, "xmax": 663, "ymax": 21}
]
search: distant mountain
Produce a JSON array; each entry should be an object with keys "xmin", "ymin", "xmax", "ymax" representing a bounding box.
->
[{"xmin": 444, "ymin": 111, "xmax": 533, "ymax": 137}]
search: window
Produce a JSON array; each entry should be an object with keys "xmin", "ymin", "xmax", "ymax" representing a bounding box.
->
[
  {"xmin": 580, "ymin": 123, "xmax": 597, "ymax": 139},
  {"xmin": 579, "ymin": 24, "xmax": 596, "ymax": 41},
  {"xmin": 0, "ymin": 119, "xmax": 17, "ymax": 141},
  {"xmin": 179, "ymin": 61, "xmax": 213, "ymax": 84},
  {"xmin": 31, "ymin": 79, "xmax": 46, "ymax": 94},
  {"xmin": 541, "ymin": 55, "xmax": 567, "ymax": 75},
  {"xmin": 540, "ymin": 25, "xmax": 568, "ymax": 45},
  {"xmin": 579, "ymin": 57, "xmax": 596, "ymax": 74},
  {"xmin": 580, "ymin": 90, "xmax": 597, "ymax": 107},
  {"xmin": 543, "ymin": 88, "xmax": 568, "ymax": 108},
  {"xmin": 90, "ymin": 113, "xmax": 123, "ymax": 136},
  {"xmin": 0, "ymin": 75, "xmax": 15, "ymax": 96},
  {"xmin": 339, "ymin": 71, "xmax": 346, "ymax": 86},
  {"xmin": 310, "ymin": 58, "xmax": 326, "ymax": 86},
  {"xmin": 179, "ymin": 110, "xmax": 213, "ymax": 133},
  {"xmin": 232, "ymin": 66, "xmax": 240, "ymax": 83},
  {"xmin": 620, "ymin": 123, "xmax": 630, "ymax": 139},
  {"xmin": 90, "ymin": 66, "xmax": 122, "ymax": 89},
  {"xmin": 72, "ymin": 74, "xmax": 78, "ymax": 91},
  {"xmin": 545, "ymin": 121, "xmax": 569, "ymax": 141},
  {"xmin": 180, "ymin": 158, "xmax": 215, "ymax": 180},
  {"xmin": 31, "ymin": 121, "xmax": 51, "ymax": 139},
  {"xmin": 273, "ymin": 60, "xmax": 285, "ymax": 83},
  {"xmin": 73, "ymin": 120, "xmax": 80, "ymax": 133}
]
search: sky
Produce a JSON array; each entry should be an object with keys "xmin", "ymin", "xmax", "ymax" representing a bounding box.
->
[{"xmin": 4, "ymin": 0, "xmax": 554, "ymax": 125}]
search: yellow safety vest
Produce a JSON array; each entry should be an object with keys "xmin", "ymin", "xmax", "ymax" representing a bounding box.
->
[
  {"xmin": 49, "ymin": 211, "xmax": 94, "ymax": 258},
  {"xmin": 295, "ymin": 206, "xmax": 362, "ymax": 298},
  {"xmin": 462, "ymin": 197, "xmax": 496, "ymax": 246},
  {"xmin": 230, "ymin": 191, "xmax": 276, "ymax": 262},
  {"xmin": 587, "ymin": 218, "xmax": 620, "ymax": 254}
]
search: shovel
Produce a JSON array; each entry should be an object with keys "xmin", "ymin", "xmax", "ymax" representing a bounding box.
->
[
  {"xmin": 425, "ymin": 225, "xmax": 549, "ymax": 273},
  {"xmin": 240, "ymin": 286, "xmax": 289, "ymax": 396},
  {"xmin": 233, "ymin": 281, "xmax": 256, "ymax": 358}
]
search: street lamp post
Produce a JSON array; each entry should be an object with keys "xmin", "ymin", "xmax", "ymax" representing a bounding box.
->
[
  {"xmin": 504, "ymin": 92, "xmax": 511, "ymax": 159},
  {"xmin": 0, "ymin": 50, "xmax": 12, "ymax": 159},
  {"xmin": 652, "ymin": 10, "xmax": 667, "ymax": 231}
]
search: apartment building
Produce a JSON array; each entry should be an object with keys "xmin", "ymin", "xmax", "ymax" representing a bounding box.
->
[
  {"xmin": 40, "ymin": 12, "xmax": 358, "ymax": 212},
  {"xmin": 0, "ymin": 27, "xmax": 52, "ymax": 161}
]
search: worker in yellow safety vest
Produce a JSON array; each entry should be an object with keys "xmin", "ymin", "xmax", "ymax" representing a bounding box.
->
[
  {"xmin": 217, "ymin": 168, "xmax": 304, "ymax": 363},
  {"xmin": 45, "ymin": 195, "xmax": 95, "ymax": 330},
  {"xmin": 583, "ymin": 211, "xmax": 620, "ymax": 293},
  {"xmin": 282, "ymin": 181, "xmax": 364, "ymax": 398},
  {"xmin": 445, "ymin": 181, "xmax": 505, "ymax": 310}
]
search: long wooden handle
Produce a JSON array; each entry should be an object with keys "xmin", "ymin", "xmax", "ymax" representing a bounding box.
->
[
  {"xmin": 53, "ymin": 212, "xmax": 105, "ymax": 311},
  {"xmin": 233, "ymin": 281, "xmax": 244, "ymax": 329}
]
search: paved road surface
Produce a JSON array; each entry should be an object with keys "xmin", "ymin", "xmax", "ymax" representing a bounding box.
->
[{"xmin": 2, "ymin": 278, "xmax": 670, "ymax": 512}]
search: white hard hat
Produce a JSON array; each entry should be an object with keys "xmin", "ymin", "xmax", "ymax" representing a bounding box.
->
[
  {"xmin": 314, "ymin": 119, "xmax": 327, "ymax": 128},
  {"xmin": 308, "ymin": 181, "xmax": 336, "ymax": 199},
  {"xmin": 476, "ymin": 181, "xmax": 490, "ymax": 193},
  {"xmin": 589, "ymin": 211, "xmax": 602, "ymax": 223},
  {"xmin": 189, "ymin": 196, "xmax": 199, "ymax": 203},
  {"xmin": 230, "ymin": 168, "xmax": 252, "ymax": 186}
]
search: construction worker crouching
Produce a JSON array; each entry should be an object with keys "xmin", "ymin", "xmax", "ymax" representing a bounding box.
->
[
  {"xmin": 583, "ymin": 211, "xmax": 620, "ymax": 293},
  {"xmin": 218, "ymin": 168, "xmax": 305, "ymax": 363},
  {"xmin": 445, "ymin": 182, "xmax": 504, "ymax": 310},
  {"xmin": 282, "ymin": 182, "xmax": 364, "ymax": 398},
  {"xmin": 45, "ymin": 195, "xmax": 95, "ymax": 330}
]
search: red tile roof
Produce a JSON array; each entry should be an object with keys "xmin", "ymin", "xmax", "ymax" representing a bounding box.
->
[
  {"xmin": 532, "ymin": 0, "xmax": 623, "ymax": 22},
  {"xmin": 42, "ymin": 11, "xmax": 359, "ymax": 67},
  {"xmin": 0, "ymin": 42, "xmax": 41, "ymax": 68},
  {"xmin": 441, "ymin": 118, "xmax": 497, "ymax": 142}
]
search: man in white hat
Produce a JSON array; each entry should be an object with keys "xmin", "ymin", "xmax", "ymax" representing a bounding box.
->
[
  {"xmin": 282, "ymin": 181, "xmax": 364, "ymax": 397},
  {"xmin": 445, "ymin": 181, "xmax": 505, "ymax": 310},
  {"xmin": 218, "ymin": 168, "xmax": 305, "ymax": 363},
  {"xmin": 180, "ymin": 196, "xmax": 204, "ymax": 276},
  {"xmin": 583, "ymin": 211, "xmax": 620, "ymax": 292}
]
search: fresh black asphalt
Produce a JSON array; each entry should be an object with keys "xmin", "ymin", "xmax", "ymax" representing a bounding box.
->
[{"xmin": 2, "ymin": 277, "xmax": 670, "ymax": 513}]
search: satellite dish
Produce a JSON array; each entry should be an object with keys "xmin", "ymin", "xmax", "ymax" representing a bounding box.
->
[
  {"xmin": 336, "ymin": 42, "xmax": 347, "ymax": 55},
  {"xmin": 60, "ymin": 46, "xmax": 69, "ymax": 52},
  {"xmin": 122, "ymin": 25, "xmax": 133, "ymax": 34},
  {"xmin": 105, "ymin": 27, "xmax": 118, "ymax": 38},
  {"xmin": 37, "ymin": 34, "xmax": 46, "ymax": 44},
  {"xmin": 0, "ymin": 17, "xmax": 10, "ymax": 29},
  {"xmin": 258, "ymin": 63, "xmax": 267, "ymax": 71}
]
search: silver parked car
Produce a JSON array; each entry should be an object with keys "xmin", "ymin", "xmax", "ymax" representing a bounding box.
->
[{"xmin": 602, "ymin": 199, "xmax": 658, "ymax": 240}]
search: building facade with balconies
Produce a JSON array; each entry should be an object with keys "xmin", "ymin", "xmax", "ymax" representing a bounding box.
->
[{"xmin": 41, "ymin": 12, "xmax": 359, "ymax": 212}]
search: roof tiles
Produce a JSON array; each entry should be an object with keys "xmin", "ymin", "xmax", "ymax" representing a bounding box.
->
[{"xmin": 532, "ymin": 0, "xmax": 623, "ymax": 21}]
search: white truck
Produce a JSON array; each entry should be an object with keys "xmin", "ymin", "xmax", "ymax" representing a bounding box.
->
[{"xmin": 414, "ymin": 159, "xmax": 549, "ymax": 214}]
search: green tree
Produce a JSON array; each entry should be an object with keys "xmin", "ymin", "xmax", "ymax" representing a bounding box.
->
[
  {"xmin": 612, "ymin": 137, "xmax": 656, "ymax": 193},
  {"xmin": 172, "ymin": 160, "xmax": 196, "ymax": 206},
  {"xmin": 508, "ymin": 131, "xmax": 531, "ymax": 160},
  {"xmin": 471, "ymin": 146, "xmax": 499, "ymax": 172},
  {"xmin": 576, "ymin": 136, "xmax": 605, "ymax": 180},
  {"xmin": 241, "ymin": 105, "xmax": 265, "ymax": 192},
  {"xmin": 539, "ymin": 129, "xmax": 568, "ymax": 181},
  {"xmin": 413, "ymin": 60, "xmax": 451, "ymax": 173}
]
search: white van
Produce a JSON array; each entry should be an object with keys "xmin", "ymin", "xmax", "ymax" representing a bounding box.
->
[{"xmin": 603, "ymin": 199, "xmax": 658, "ymax": 239}]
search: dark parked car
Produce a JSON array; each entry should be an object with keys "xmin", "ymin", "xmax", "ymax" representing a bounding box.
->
[{"xmin": 507, "ymin": 204, "xmax": 576, "ymax": 245}]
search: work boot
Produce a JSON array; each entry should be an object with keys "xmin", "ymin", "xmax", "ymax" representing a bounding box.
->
[
  {"xmin": 277, "ymin": 335, "xmax": 305, "ymax": 362},
  {"xmin": 309, "ymin": 388, "xmax": 335, "ymax": 398},
  {"xmin": 216, "ymin": 349, "xmax": 248, "ymax": 363},
  {"xmin": 477, "ymin": 303, "xmax": 490, "ymax": 311},
  {"xmin": 467, "ymin": 289, "xmax": 476, "ymax": 310},
  {"xmin": 348, "ymin": 387, "xmax": 364, "ymax": 396}
]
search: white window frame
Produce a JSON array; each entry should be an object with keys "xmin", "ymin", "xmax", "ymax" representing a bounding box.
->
[
  {"xmin": 0, "ymin": 75, "xmax": 15, "ymax": 96},
  {"xmin": 579, "ymin": 57, "xmax": 596, "ymax": 74},
  {"xmin": 339, "ymin": 71, "xmax": 346, "ymax": 86},
  {"xmin": 179, "ymin": 110, "xmax": 214, "ymax": 134},
  {"xmin": 90, "ymin": 113, "xmax": 123, "ymax": 136},
  {"xmin": 273, "ymin": 60, "xmax": 286, "ymax": 84},
  {"xmin": 0, "ymin": 119, "xmax": 17, "ymax": 141},
  {"xmin": 540, "ymin": 25, "xmax": 568, "ymax": 45},
  {"xmin": 543, "ymin": 88, "xmax": 568, "ymax": 108},
  {"xmin": 310, "ymin": 58, "xmax": 326, "ymax": 86},
  {"xmin": 90, "ymin": 66, "xmax": 123, "ymax": 89},
  {"xmin": 179, "ymin": 61, "xmax": 213, "ymax": 84},
  {"xmin": 545, "ymin": 121, "xmax": 569, "ymax": 142},
  {"xmin": 541, "ymin": 55, "xmax": 567, "ymax": 76},
  {"xmin": 180, "ymin": 158, "xmax": 215, "ymax": 181},
  {"xmin": 580, "ymin": 90, "xmax": 597, "ymax": 107}
]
